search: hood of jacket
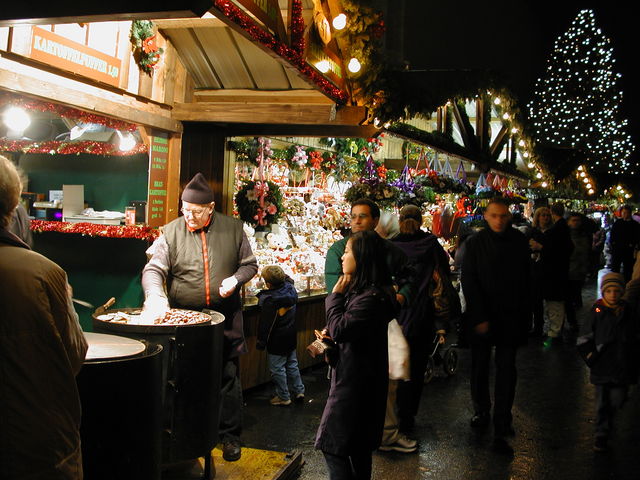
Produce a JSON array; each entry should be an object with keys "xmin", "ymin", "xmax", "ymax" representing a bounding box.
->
[{"xmin": 257, "ymin": 276, "xmax": 297, "ymax": 308}]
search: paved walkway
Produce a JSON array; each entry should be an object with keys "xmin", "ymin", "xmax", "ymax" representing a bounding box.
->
[{"xmin": 242, "ymin": 278, "xmax": 640, "ymax": 480}]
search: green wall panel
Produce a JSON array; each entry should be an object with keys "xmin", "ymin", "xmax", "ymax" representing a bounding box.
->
[{"xmin": 19, "ymin": 153, "xmax": 148, "ymax": 212}]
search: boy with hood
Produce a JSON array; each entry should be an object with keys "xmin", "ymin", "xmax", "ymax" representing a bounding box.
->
[
  {"xmin": 577, "ymin": 272, "xmax": 640, "ymax": 452},
  {"xmin": 256, "ymin": 265, "xmax": 305, "ymax": 406}
]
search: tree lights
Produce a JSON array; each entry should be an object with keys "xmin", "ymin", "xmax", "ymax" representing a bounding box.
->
[{"xmin": 527, "ymin": 9, "xmax": 635, "ymax": 176}]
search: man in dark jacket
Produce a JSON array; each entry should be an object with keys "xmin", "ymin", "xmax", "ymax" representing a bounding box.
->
[
  {"xmin": 141, "ymin": 173, "xmax": 258, "ymax": 461},
  {"xmin": 462, "ymin": 197, "xmax": 531, "ymax": 454},
  {"xmin": 609, "ymin": 205, "xmax": 640, "ymax": 282}
]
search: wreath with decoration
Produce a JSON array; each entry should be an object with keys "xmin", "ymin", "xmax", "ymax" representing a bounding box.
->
[
  {"xmin": 130, "ymin": 20, "xmax": 164, "ymax": 75},
  {"xmin": 235, "ymin": 180, "xmax": 283, "ymax": 228}
]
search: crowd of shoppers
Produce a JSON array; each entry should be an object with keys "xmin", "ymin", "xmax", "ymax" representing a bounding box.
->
[
  {"xmin": 316, "ymin": 197, "xmax": 639, "ymax": 477},
  {"xmin": 3, "ymin": 146, "xmax": 639, "ymax": 480}
]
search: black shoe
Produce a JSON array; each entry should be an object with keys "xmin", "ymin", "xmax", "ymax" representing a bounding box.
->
[
  {"xmin": 593, "ymin": 436, "xmax": 608, "ymax": 452},
  {"xmin": 470, "ymin": 412, "xmax": 490, "ymax": 429},
  {"xmin": 492, "ymin": 437, "xmax": 514, "ymax": 456},
  {"xmin": 495, "ymin": 424, "xmax": 516, "ymax": 438},
  {"xmin": 222, "ymin": 440, "xmax": 242, "ymax": 462}
]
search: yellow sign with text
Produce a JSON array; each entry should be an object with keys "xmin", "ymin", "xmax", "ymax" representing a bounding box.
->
[{"xmin": 30, "ymin": 27, "xmax": 121, "ymax": 87}]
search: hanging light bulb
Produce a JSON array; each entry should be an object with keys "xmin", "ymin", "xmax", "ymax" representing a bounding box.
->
[
  {"xmin": 116, "ymin": 131, "xmax": 136, "ymax": 152},
  {"xmin": 588, "ymin": 188, "xmax": 595, "ymax": 195},
  {"xmin": 3, "ymin": 106, "xmax": 31, "ymax": 133},
  {"xmin": 528, "ymin": 162, "xmax": 535, "ymax": 169},
  {"xmin": 315, "ymin": 60, "xmax": 330, "ymax": 73},
  {"xmin": 542, "ymin": 181, "xmax": 548, "ymax": 187},
  {"xmin": 332, "ymin": 13, "xmax": 347, "ymax": 30},
  {"xmin": 347, "ymin": 58, "xmax": 361, "ymax": 73}
]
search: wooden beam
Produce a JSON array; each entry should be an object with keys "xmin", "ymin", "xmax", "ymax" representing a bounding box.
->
[
  {"xmin": 154, "ymin": 17, "xmax": 228, "ymax": 30},
  {"xmin": 490, "ymin": 125, "xmax": 509, "ymax": 157},
  {"xmin": 172, "ymin": 102, "xmax": 366, "ymax": 125},
  {"xmin": 166, "ymin": 132, "xmax": 182, "ymax": 222},
  {"xmin": 476, "ymin": 97, "xmax": 485, "ymax": 150},
  {"xmin": 451, "ymin": 102, "xmax": 473, "ymax": 150},
  {"xmin": 185, "ymin": 121, "xmax": 379, "ymax": 138},
  {"xmin": 0, "ymin": 55, "xmax": 182, "ymax": 132},
  {"xmin": 193, "ymin": 89, "xmax": 334, "ymax": 105},
  {"xmin": 0, "ymin": 1, "xmax": 213, "ymax": 26}
]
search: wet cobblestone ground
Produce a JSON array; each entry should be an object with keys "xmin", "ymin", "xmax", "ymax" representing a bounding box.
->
[{"xmin": 242, "ymin": 278, "xmax": 640, "ymax": 479}]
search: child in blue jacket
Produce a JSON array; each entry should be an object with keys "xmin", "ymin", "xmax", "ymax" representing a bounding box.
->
[
  {"xmin": 256, "ymin": 265, "xmax": 305, "ymax": 406},
  {"xmin": 577, "ymin": 272, "xmax": 640, "ymax": 452}
]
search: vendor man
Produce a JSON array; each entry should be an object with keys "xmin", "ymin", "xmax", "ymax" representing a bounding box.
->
[{"xmin": 141, "ymin": 173, "xmax": 258, "ymax": 462}]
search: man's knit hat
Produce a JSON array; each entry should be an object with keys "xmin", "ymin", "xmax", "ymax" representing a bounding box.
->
[
  {"xmin": 600, "ymin": 272, "xmax": 625, "ymax": 295},
  {"xmin": 261, "ymin": 265, "xmax": 286, "ymax": 287},
  {"xmin": 181, "ymin": 173, "xmax": 214, "ymax": 204}
]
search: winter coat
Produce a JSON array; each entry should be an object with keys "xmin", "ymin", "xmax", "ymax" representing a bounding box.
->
[
  {"xmin": 315, "ymin": 286, "xmax": 397, "ymax": 456},
  {"xmin": 142, "ymin": 212, "xmax": 258, "ymax": 358},
  {"xmin": 0, "ymin": 228, "xmax": 88, "ymax": 480},
  {"xmin": 577, "ymin": 299, "xmax": 640, "ymax": 385},
  {"xmin": 461, "ymin": 226, "xmax": 531, "ymax": 346},
  {"xmin": 256, "ymin": 278, "xmax": 298, "ymax": 356},
  {"xmin": 610, "ymin": 218, "xmax": 640, "ymax": 255},
  {"xmin": 391, "ymin": 231, "xmax": 454, "ymax": 339},
  {"xmin": 324, "ymin": 236, "xmax": 415, "ymax": 305},
  {"xmin": 568, "ymin": 229, "xmax": 592, "ymax": 282},
  {"xmin": 540, "ymin": 218, "xmax": 573, "ymax": 301}
]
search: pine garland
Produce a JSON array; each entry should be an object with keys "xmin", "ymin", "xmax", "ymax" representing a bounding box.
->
[{"xmin": 130, "ymin": 20, "xmax": 164, "ymax": 75}]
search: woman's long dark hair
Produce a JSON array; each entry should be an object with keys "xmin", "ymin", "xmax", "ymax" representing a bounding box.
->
[{"xmin": 348, "ymin": 230, "xmax": 393, "ymax": 292}]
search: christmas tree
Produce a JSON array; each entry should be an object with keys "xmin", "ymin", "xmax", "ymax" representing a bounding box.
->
[{"xmin": 528, "ymin": 9, "xmax": 635, "ymax": 175}]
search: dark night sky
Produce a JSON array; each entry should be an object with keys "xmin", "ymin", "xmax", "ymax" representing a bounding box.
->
[{"xmin": 401, "ymin": 0, "xmax": 638, "ymax": 174}]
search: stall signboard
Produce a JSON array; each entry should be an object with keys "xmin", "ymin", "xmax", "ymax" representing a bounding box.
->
[
  {"xmin": 29, "ymin": 26, "xmax": 121, "ymax": 87},
  {"xmin": 147, "ymin": 132, "xmax": 169, "ymax": 227}
]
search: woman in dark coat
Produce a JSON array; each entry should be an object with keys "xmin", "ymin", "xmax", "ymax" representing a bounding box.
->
[
  {"xmin": 316, "ymin": 230, "xmax": 398, "ymax": 480},
  {"xmin": 391, "ymin": 205, "xmax": 453, "ymax": 431},
  {"xmin": 528, "ymin": 206, "xmax": 552, "ymax": 336}
]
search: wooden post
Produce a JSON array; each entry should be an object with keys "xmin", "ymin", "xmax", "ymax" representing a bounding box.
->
[{"xmin": 166, "ymin": 132, "xmax": 182, "ymax": 222}]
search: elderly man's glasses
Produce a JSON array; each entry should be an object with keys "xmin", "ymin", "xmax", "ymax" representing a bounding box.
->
[{"xmin": 181, "ymin": 207, "xmax": 210, "ymax": 217}]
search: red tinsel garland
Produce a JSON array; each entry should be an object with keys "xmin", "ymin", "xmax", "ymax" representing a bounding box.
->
[
  {"xmin": 0, "ymin": 92, "xmax": 139, "ymax": 132},
  {"xmin": 0, "ymin": 139, "xmax": 148, "ymax": 156},
  {"xmin": 31, "ymin": 220, "xmax": 160, "ymax": 241},
  {"xmin": 212, "ymin": 0, "xmax": 348, "ymax": 104},
  {"xmin": 289, "ymin": 0, "xmax": 305, "ymax": 56}
]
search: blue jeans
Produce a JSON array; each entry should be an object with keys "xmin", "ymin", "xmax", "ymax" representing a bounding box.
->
[
  {"xmin": 268, "ymin": 350, "xmax": 305, "ymax": 401},
  {"xmin": 595, "ymin": 384, "xmax": 628, "ymax": 438}
]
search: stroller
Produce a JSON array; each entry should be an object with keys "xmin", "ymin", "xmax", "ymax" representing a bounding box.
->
[{"xmin": 424, "ymin": 333, "xmax": 459, "ymax": 384}]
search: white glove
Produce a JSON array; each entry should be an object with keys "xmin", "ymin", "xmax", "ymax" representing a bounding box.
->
[
  {"xmin": 140, "ymin": 294, "xmax": 169, "ymax": 324},
  {"xmin": 219, "ymin": 276, "xmax": 238, "ymax": 298}
]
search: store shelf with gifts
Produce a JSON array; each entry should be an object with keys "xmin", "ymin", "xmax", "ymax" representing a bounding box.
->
[{"xmin": 228, "ymin": 135, "xmax": 534, "ymax": 304}]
